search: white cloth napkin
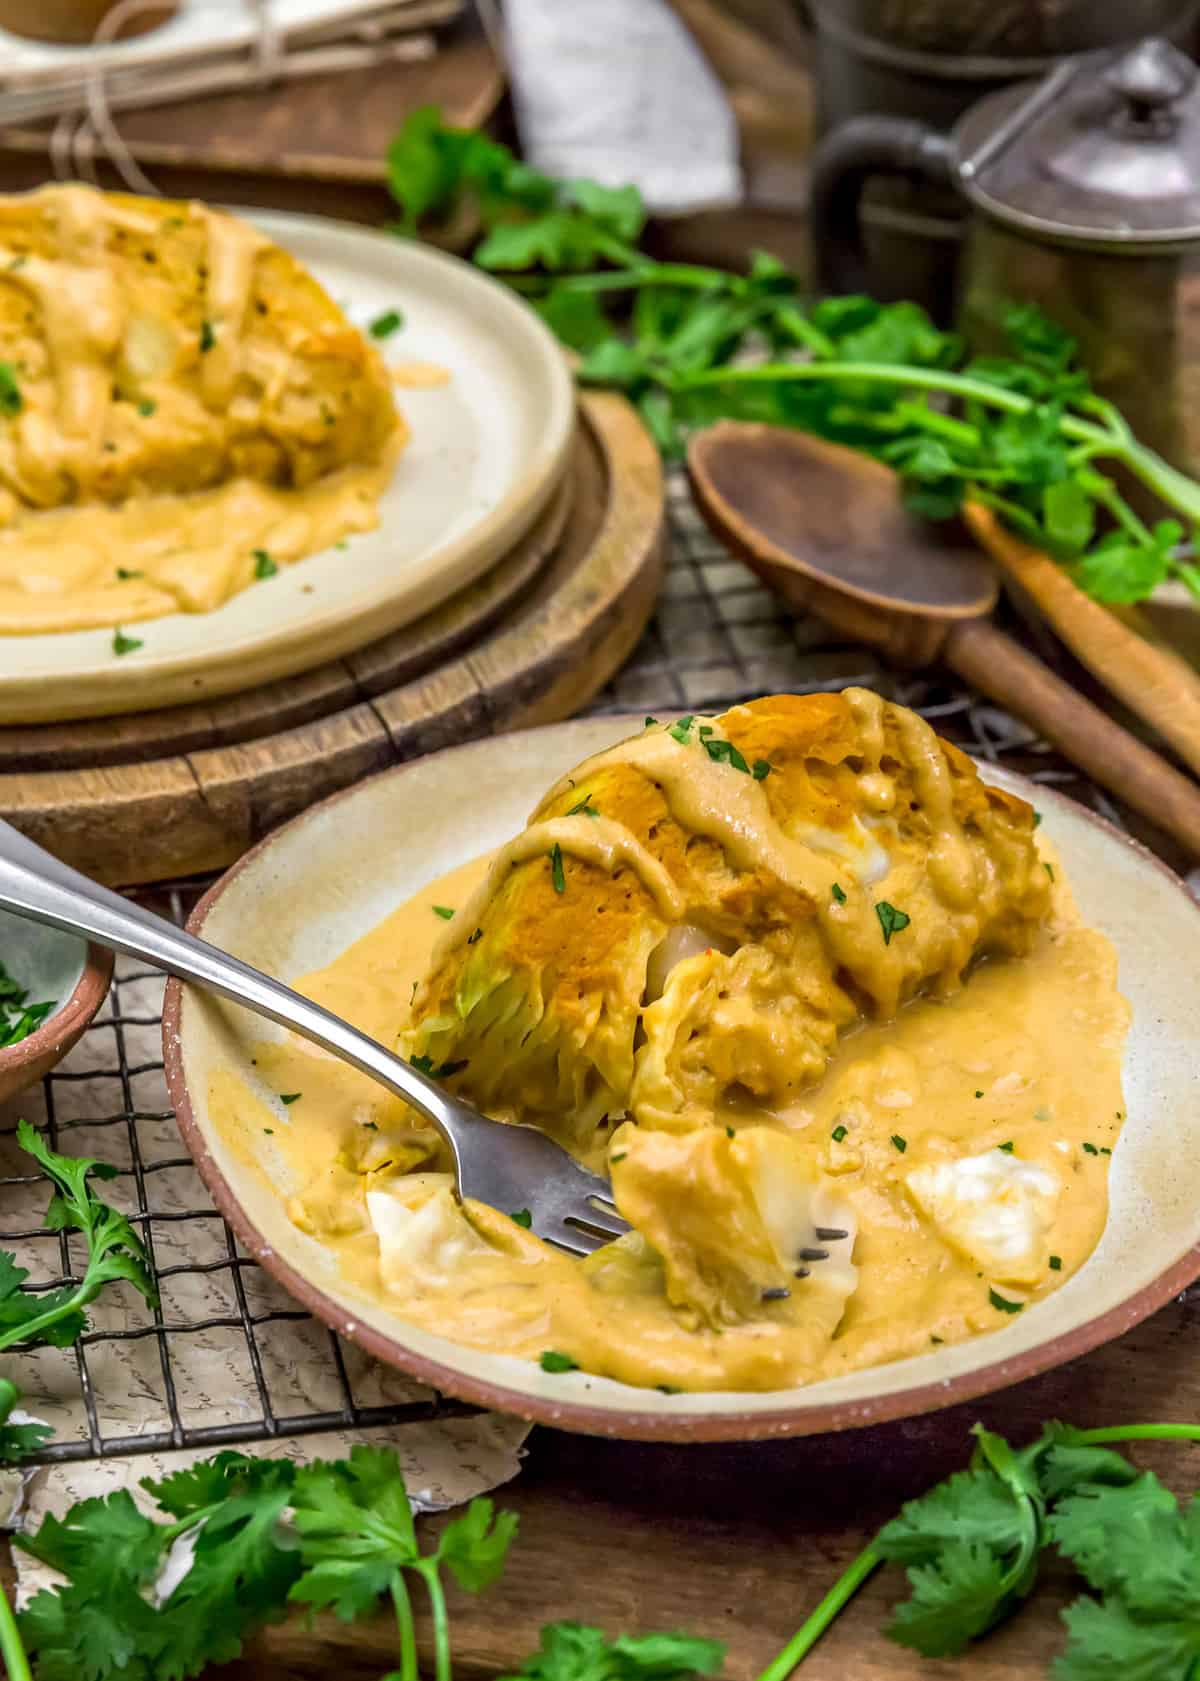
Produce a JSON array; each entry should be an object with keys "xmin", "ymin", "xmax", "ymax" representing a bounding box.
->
[{"xmin": 501, "ymin": 0, "xmax": 742, "ymax": 213}]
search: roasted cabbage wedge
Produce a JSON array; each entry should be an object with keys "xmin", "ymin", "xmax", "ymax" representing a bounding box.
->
[
  {"xmin": 0, "ymin": 182, "xmax": 399, "ymax": 513},
  {"xmin": 401, "ymin": 689, "xmax": 1051, "ymax": 1333}
]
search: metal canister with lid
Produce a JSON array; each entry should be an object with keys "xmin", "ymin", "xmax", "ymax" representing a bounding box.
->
[{"xmin": 811, "ymin": 36, "xmax": 1200, "ymax": 480}]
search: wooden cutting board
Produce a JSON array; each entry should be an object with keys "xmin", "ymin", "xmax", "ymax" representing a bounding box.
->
[{"xmin": 0, "ymin": 390, "xmax": 665, "ymax": 884}]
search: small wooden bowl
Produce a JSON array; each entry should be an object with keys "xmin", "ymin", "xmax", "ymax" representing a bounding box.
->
[
  {"xmin": 0, "ymin": 912, "xmax": 113, "ymax": 1103},
  {"xmin": 0, "ymin": 0, "xmax": 176, "ymax": 44}
]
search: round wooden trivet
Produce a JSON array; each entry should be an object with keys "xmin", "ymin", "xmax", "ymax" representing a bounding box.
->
[
  {"xmin": 0, "ymin": 466, "xmax": 573, "ymax": 775},
  {"xmin": 0, "ymin": 392, "xmax": 665, "ymax": 885}
]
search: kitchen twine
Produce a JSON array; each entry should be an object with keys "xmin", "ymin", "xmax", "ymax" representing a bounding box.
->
[{"xmin": 48, "ymin": 0, "xmax": 441, "ymax": 194}]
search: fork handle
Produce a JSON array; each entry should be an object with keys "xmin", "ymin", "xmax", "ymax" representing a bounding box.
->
[{"xmin": 0, "ymin": 818, "xmax": 464, "ymax": 1147}]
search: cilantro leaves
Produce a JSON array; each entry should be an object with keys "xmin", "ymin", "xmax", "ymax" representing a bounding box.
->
[
  {"xmin": 384, "ymin": 108, "xmax": 1200, "ymax": 606},
  {"xmin": 0, "ymin": 959, "xmax": 56, "ymax": 1048},
  {"xmin": 768, "ymin": 1419, "xmax": 1200, "ymax": 1680},
  {"xmin": 501, "ymin": 1624, "xmax": 724, "ymax": 1681},
  {"xmin": 14, "ymin": 1439, "xmax": 723, "ymax": 1681},
  {"xmin": 1, "ymin": 1120, "xmax": 157, "ymax": 1356}
]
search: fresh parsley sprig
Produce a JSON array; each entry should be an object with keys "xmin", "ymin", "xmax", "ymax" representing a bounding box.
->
[
  {"xmin": 385, "ymin": 110, "xmax": 1200, "ymax": 607},
  {"xmin": 0, "ymin": 961, "xmax": 56, "ymax": 1049},
  {"xmin": 0, "ymin": 1119, "xmax": 157, "ymax": 1356},
  {"xmin": 14, "ymin": 1441, "xmax": 725, "ymax": 1681},
  {"xmin": 761, "ymin": 1418, "xmax": 1200, "ymax": 1679}
]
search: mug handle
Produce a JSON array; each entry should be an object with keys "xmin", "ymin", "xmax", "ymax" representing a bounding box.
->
[{"xmin": 809, "ymin": 116, "xmax": 954, "ymax": 296}]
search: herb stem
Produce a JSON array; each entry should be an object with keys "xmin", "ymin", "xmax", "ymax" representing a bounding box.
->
[
  {"xmin": 0, "ymin": 1577, "xmax": 32, "ymax": 1681},
  {"xmin": 754, "ymin": 1544, "xmax": 883, "ymax": 1681},
  {"xmin": 511, "ymin": 262, "xmax": 734, "ymax": 295},
  {"xmin": 1071, "ymin": 1422, "xmax": 1200, "ymax": 1445},
  {"xmin": 0, "ymin": 1283, "xmax": 94, "ymax": 1353},
  {"xmin": 415, "ymin": 1560, "xmax": 453, "ymax": 1681},
  {"xmin": 391, "ymin": 1570, "xmax": 419, "ymax": 1681}
]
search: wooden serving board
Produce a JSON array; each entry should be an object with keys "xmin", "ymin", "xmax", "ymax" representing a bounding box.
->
[{"xmin": 0, "ymin": 391, "xmax": 665, "ymax": 885}]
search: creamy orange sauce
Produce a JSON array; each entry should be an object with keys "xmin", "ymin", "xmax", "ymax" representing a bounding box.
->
[
  {"xmin": 209, "ymin": 847, "xmax": 1129, "ymax": 1394},
  {"xmin": 0, "ymin": 183, "xmax": 401, "ymax": 634}
]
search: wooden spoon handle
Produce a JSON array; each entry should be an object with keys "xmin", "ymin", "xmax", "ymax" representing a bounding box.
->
[
  {"xmin": 945, "ymin": 617, "xmax": 1200, "ymax": 856},
  {"xmin": 964, "ymin": 502, "xmax": 1200, "ymax": 780}
]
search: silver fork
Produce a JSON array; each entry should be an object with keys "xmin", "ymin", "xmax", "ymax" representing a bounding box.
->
[{"xmin": 0, "ymin": 819, "xmax": 628, "ymax": 1257}]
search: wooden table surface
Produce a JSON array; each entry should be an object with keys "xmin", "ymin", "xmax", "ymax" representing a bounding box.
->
[{"xmin": 217, "ymin": 1288, "xmax": 1200, "ymax": 1681}]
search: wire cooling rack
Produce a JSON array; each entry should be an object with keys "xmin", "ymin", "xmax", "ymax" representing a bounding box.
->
[{"xmin": 0, "ymin": 466, "xmax": 1180, "ymax": 1469}]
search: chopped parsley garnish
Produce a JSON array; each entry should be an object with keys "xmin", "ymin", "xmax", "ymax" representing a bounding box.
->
[
  {"xmin": 702, "ymin": 736, "xmax": 751, "ymax": 774},
  {"xmin": 199, "ymin": 320, "xmax": 216, "ymax": 352},
  {"xmin": 262, "ymin": 1128, "xmax": 274, "ymax": 1136},
  {"xmin": 550, "ymin": 843, "xmax": 565, "ymax": 894},
  {"xmin": 656, "ymin": 1384, "xmax": 682, "ymax": 1394},
  {"xmin": 644, "ymin": 716, "xmax": 658, "ymax": 728},
  {"xmin": 1100, "ymin": 1146, "xmax": 1112, "ymax": 1155},
  {"xmin": 466, "ymin": 927, "xmax": 483, "ymax": 945},
  {"xmin": 831, "ymin": 882, "xmax": 847, "ymax": 905},
  {"xmin": 930, "ymin": 1334, "xmax": 944, "ymax": 1344},
  {"xmin": 0, "ymin": 362, "xmax": 21, "ymax": 417},
  {"xmin": 509, "ymin": 1209, "xmax": 532, "ymax": 1228},
  {"xmin": 1049, "ymin": 1255, "xmax": 1063, "ymax": 1270},
  {"xmin": 975, "ymin": 1090, "xmax": 984, "ymax": 1099},
  {"xmin": 279, "ymin": 1093, "xmax": 302, "ymax": 1106},
  {"xmin": 890, "ymin": 1134, "xmax": 907, "ymax": 1153},
  {"xmin": 137, "ymin": 398, "xmax": 156, "ymax": 417},
  {"xmin": 369, "ymin": 308, "xmax": 405, "ymax": 339},
  {"xmin": 698, "ymin": 723, "xmax": 714, "ymax": 738},
  {"xmin": 410, "ymin": 1054, "xmax": 468, "ymax": 1080},
  {"xmin": 112, "ymin": 628, "xmax": 143, "ymax": 656},
  {"xmin": 751, "ymin": 759, "xmax": 773, "ymax": 780},
  {"xmin": 539, "ymin": 1350, "xmax": 578, "ymax": 1373},
  {"xmin": 1045, "ymin": 862, "xmax": 1056, "ymax": 882},
  {"xmin": 567, "ymin": 798, "xmax": 599, "ymax": 817},
  {"xmin": 831, "ymin": 1124, "xmax": 848, "ymax": 1142},
  {"xmin": 668, "ymin": 714, "xmax": 695, "ymax": 744},
  {"xmin": 115, "ymin": 567, "xmax": 142, "ymax": 580},
  {"xmin": 610, "ymin": 1151, "xmax": 627, "ymax": 1163},
  {"xmin": 1082, "ymin": 1142, "xmax": 1099, "ymax": 1155},
  {"xmin": 725, "ymin": 1126, "xmax": 735, "ymax": 1139},
  {"xmin": 1033, "ymin": 810, "xmax": 1043, "ymax": 827},
  {"xmin": 253, "ymin": 548, "xmax": 277, "ymax": 579},
  {"xmin": 988, "ymin": 1289, "xmax": 1023, "ymax": 1314},
  {"xmin": 875, "ymin": 901, "xmax": 910, "ymax": 945},
  {"xmin": 998, "ymin": 1141, "xmax": 1014, "ymax": 1153},
  {"xmin": 432, "ymin": 904, "xmax": 455, "ymax": 920}
]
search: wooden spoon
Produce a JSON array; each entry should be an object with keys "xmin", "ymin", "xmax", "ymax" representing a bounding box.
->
[
  {"xmin": 964, "ymin": 503, "xmax": 1200, "ymax": 782},
  {"xmin": 687, "ymin": 421, "xmax": 1200, "ymax": 857}
]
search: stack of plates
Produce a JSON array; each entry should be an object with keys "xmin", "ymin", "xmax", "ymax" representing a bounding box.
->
[{"xmin": 0, "ymin": 211, "xmax": 577, "ymax": 726}]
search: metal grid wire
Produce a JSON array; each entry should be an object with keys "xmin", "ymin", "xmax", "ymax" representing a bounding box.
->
[{"xmin": 0, "ymin": 468, "xmax": 1175, "ymax": 1468}]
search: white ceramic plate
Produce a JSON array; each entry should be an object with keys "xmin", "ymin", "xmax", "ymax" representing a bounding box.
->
[
  {"xmin": 0, "ymin": 211, "xmax": 575, "ymax": 724},
  {"xmin": 164, "ymin": 718, "xmax": 1200, "ymax": 1441}
]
